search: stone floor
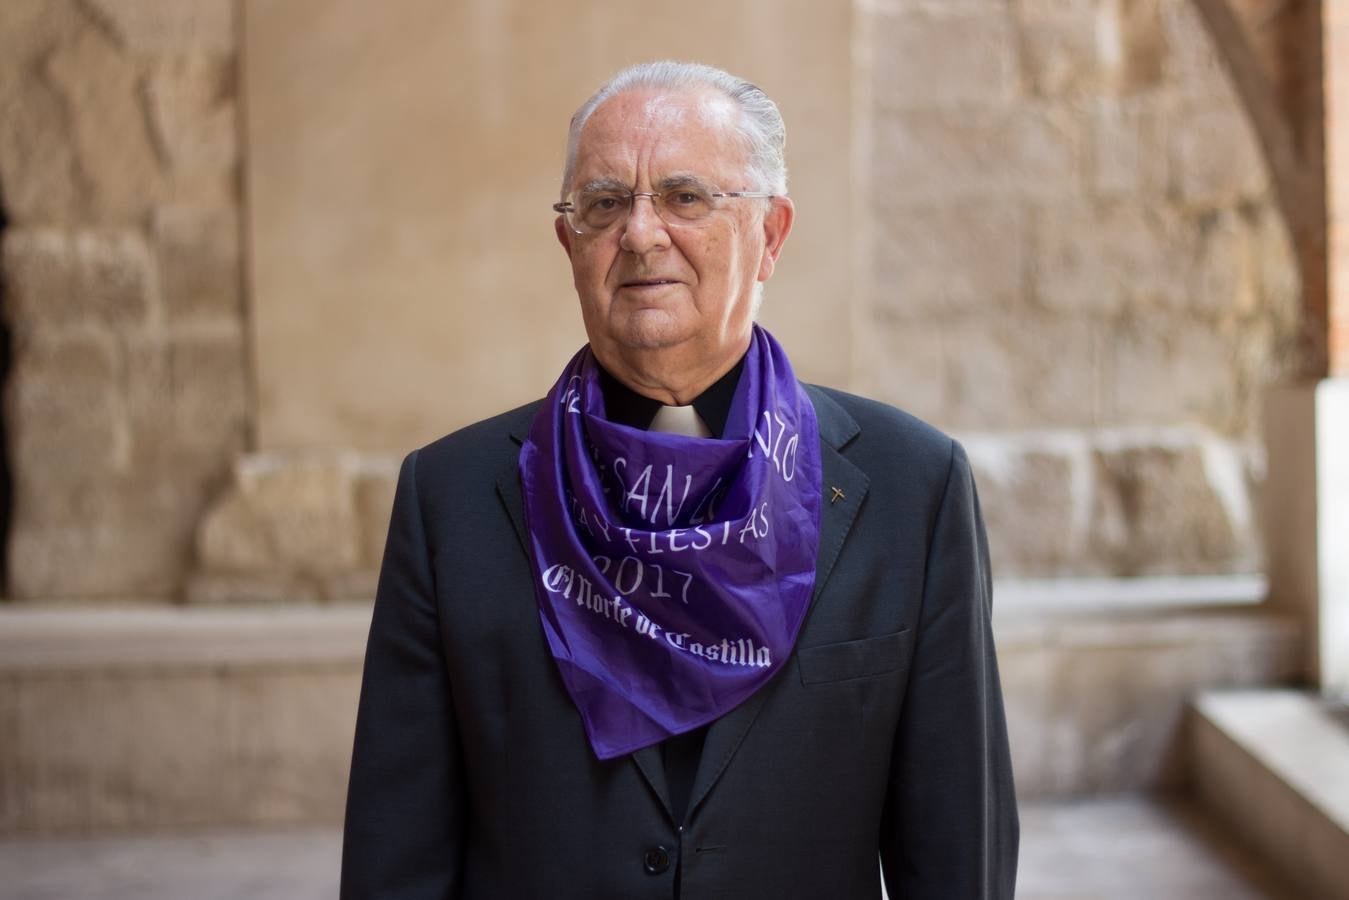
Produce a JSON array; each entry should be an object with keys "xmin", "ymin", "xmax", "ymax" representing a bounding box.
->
[{"xmin": 0, "ymin": 795, "xmax": 1298, "ymax": 899}]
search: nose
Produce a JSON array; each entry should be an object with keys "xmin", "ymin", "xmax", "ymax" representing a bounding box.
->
[{"xmin": 618, "ymin": 193, "xmax": 670, "ymax": 254}]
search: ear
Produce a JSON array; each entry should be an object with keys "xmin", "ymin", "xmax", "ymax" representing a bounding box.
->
[
  {"xmin": 555, "ymin": 215, "xmax": 575, "ymax": 258},
  {"xmin": 756, "ymin": 196, "xmax": 794, "ymax": 282}
]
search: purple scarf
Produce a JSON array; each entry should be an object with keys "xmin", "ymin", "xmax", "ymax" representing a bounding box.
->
[{"xmin": 519, "ymin": 325, "xmax": 823, "ymax": 759}]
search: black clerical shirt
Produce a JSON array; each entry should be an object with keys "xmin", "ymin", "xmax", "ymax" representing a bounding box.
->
[{"xmin": 595, "ymin": 354, "xmax": 745, "ymax": 835}]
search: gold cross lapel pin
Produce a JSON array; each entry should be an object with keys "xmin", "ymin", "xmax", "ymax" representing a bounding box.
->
[{"xmin": 829, "ymin": 486, "xmax": 845, "ymax": 505}]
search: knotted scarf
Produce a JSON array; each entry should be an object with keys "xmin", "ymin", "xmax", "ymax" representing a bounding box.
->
[{"xmin": 519, "ymin": 325, "xmax": 822, "ymax": 759}]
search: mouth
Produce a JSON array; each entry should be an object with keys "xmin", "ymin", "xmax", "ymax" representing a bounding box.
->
[{"xmin": 619, "ymin": 278, "xmax": 681, "ymax": 289}]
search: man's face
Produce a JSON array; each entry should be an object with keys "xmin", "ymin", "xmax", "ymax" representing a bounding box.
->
[{"xmin": 556, "ymin": 88, "xmax": 792, "ymax": 381}]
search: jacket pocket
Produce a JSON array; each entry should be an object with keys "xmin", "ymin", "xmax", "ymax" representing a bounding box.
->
[{"xmin": 796, "ymin": 628, "xmax": 912, "ymax": 685}]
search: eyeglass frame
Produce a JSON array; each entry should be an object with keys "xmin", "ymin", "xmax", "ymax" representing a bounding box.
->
[{"xmin": 551, "ymin": 183, "xmax": 778, "ymax": 235}]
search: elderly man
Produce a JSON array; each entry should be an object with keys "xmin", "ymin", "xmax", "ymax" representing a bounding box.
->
[{"xmin": 341, "ymin": 61, "xmax": 1018, "ymax": 899}]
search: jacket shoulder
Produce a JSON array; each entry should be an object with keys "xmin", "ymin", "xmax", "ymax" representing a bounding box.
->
[
  {"xmin": 805, "ymin": 384, "xmax": 955, "ymax": 474},
  {"xmin": 408, "ymin": 398, "xmax": 544, "ymax": 486}
]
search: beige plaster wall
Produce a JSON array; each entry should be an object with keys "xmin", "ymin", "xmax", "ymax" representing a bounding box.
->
[{"xmin": 244, "ymin": 0, "xmax": 854, "ymax": 453}]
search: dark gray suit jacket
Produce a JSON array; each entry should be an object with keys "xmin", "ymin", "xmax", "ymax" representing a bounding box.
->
[{"xmin": 341, "ymin": 384, "xmax": 1019, "ymax": 899}]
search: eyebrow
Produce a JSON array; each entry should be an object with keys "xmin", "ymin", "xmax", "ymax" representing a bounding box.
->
[
  {"xmin": 576, "ymin": 173, "xmax": 718, "ymax": 194},
  {"xmin": 578, "ymin": 177, "xmax": 630, "ymax": 194}
]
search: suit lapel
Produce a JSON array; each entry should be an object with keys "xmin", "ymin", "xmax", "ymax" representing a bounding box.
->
[
  {"xmin": 684, "ymin": 387, "xmax": 868, "ymax": 821},
  {"xmin": 499, "ymin": 386, "xmax": 868, "ymax": 825}
]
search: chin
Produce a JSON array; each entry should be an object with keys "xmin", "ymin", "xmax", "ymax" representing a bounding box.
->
[{"xmin": 614, "ymin": 311, "xmax": 691, "ymax": 351}]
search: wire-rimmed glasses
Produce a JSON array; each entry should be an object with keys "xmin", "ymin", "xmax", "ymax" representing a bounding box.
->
[{"xmin": 552, "ymin": 178, "xmax": 776, "ymax": 235}]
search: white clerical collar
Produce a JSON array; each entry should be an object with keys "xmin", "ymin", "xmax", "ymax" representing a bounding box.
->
[{"xmin": 648, "ymin": 403, "xmax": 713, "ymax": 438}]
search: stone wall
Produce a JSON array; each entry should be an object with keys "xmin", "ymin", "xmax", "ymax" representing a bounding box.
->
[
  {"xmin": 0, "ymin": 0, "xmax": 1311, "ymax": 601},
  {"xmin": 856, "ymin": 0, "xmax": 1302, "ymax": 576},
  {"xmin": 0, "ymin": 1, "xmax": 247, "ymax": 599}
]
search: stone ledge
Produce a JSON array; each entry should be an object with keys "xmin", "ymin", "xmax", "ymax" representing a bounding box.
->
[
  {"xmin": 1190, "ymin": 690, "xmax": 1349, "ymax": 900},
  {"xmin": 0, "ymin": 604, "xmax": 371, "ymax": 671}
]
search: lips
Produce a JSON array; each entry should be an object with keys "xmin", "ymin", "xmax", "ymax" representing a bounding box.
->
[{"xmin": 620, "ymin": 278, "xmax": 680, "ymax": 289}]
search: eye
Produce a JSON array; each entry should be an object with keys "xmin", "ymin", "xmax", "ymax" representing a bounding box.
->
[{"xmin": 669, "ymin": 191, "xmax": 701, "ymax": 206}]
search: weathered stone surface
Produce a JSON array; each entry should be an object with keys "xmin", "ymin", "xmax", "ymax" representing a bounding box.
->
[
  {"xmin": 1033, "ymin": 202, "xmax": 1191, "ymax": 315},
  {"xmin": 145, "ymin": 54, "xmax": 239, "ymax": 205},
  {"xmin": 1088, "ymin": 441, "xmax": 1250, "ymax": 574},
  {"xmin": 0, "ymin": 70, "xmax": 85, "ymax": 223},
  {"xmin": 85, "ymin": 0, "xmax": 235, "ymax": 54},
  {"xmin": 216, "ymin": 454, "xmax": 362, "ymax": 573},
  {"xmin": 168, "ymin": 334, "xmax": 248, "ymax": 454},
  {"xmin": 965, "ymin": 441, "xmax": 1082, "ymax": 576},
  {"xmin": 1169, "ymin": 103, "xmax": 1268, "ymax": 206},
  {"xmin": 873, "ymin": 104, "xmax": 1083, "ymax": 203},
  {"xmin": 2, "ymin": 228, "xmax": 154, "ymax": 331},
  {"xmin": 872, "ymin": 7, "xmax": 1016, "ymax": 109},
  {"xmin": 1, "ymin": 230, "xmax": 75, "ymax": 325},
  {"xmin": 1089, "ymin": 97, "xmax": 1168, "ymax": 197},
  {"xmin": 185, "ymin": 572, "xmax": 321, "ymax": 606},
  {"xmin": 8, "ymin": 471, "xmax": 206, "ymax": 598},
  {"xmin": 1014, "ymin": 1, "xmax": 1099, "ymax": 99},
  {"xmin": 1160, "ymin": 0, "xmax": 1231, "ymax": 97},
  {"xmin": 155, "ymin": 207, "xmax": 241, "ymax": 324},
  {"xmin": 872, "ymin": 201, "xmax": 1025, "ymax": 318},
  {"xmin": 192, "ymin": 453, "xmax": 401, "ymax": 604},
  {"xmin": 943, "ymin": 311, "xmax": 1099, "ymax": 430},
  {"xmin": 1096, "ymin": 0, "xmax": 1165, "ymax": 94},
  {"xmin": 45, "ymin": 23, "xmax": 166, "ymax": 222},
  {"xmin": 354, "ymin": 462, "xmax": 400, "ymax": 568},
  {"xmin": 6, "ymin": 335, "xmax": 123, "ymax": 472},
  {"xmin": 854, "ymin": 311, "xmax": 949, "ymax": 427},
  {"xmin": 1101, "ymin": 311, "xmax": 1239, "ymax": 429},
  {"xmin": 197, "ymin": 490, "xmax": 274, "ymax": 573}
]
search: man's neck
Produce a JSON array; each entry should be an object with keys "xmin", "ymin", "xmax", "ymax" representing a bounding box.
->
[
  {"xmin": 598, "ymin": 353, "xmax": 745, "ymax": 438},
  {"xmin": 597, "ymin": 341, "xmax": 751, "ymax": 407}
]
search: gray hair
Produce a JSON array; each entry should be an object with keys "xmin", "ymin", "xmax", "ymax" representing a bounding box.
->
[{"xmin": 560, "ymin": 61, "xmax": 788, "ymax": 199}]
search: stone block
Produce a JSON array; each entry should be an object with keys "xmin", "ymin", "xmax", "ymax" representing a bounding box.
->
[
  {"xmin": 2, "ymin": 228, "xmax": 154, "ymax": 331},
  {"xmin": 1087, "ymin": 440, "xmax": 1250, "ymax": 574},
  {"xmin": 8, "ymin": 472, "xmax": 204, "ymax": 599},
  {"xmin": 0, "ymin": 66, "xmax": 85, "ymax": 223},
  {"xmin": 965, "ymin": 441, "xmax": 1083, "ymax": 576},
  {"xmin": 872, "ymin": 7, "xmax": 1016, "ymax": 109},
  {"xmin": 1169, "ymin": 102, "xmax": 1268, "ymax": 206},
  {"xmin": 854, "ymin": 312, "xmax": 948, "ymax": 428},
  {"xmin": 1100, "ymin": 310, "xmax": 1239, "ymax": 429},
  {"xmin": 168, "ymin": 334, "xmax": 248, "ymax": 454},
  {"xmin": 320, "ymin": 569, "xmax": 380, "ymax": 604},
  {"xmin": 942, "ymin": 310, "xmax": 1099, "ymax": 429},
  {"xmin": 185, "ymin": 572, "xmax": 321, "ymax": 606},
  {"xmin": 873, "ymin": 104, "xmax": 1083, "ymax": 203},
  {"xmin": 1, "ymin": 230, "xmax": 76, "ymax": 326},
  {"xmin": 45, "ymin": 22, "xmax": 165, "ymax": 222},
  {"xmin": 197, "ymin": 454, "xmax": 365, "ymax": 579},
  {"xmin": 85, "ymin": 0, "xmax": 235, "ymax": 54},
  {"xmin": 1160, "ymin": 0, "xmax": 1231, "ymax": 97},
  {"xmin": 6, "ymin": 335, "xmax": 122, "ymax": 473},
  {"xmin": 1033, "ymin": 201, "xmax": 1191, "ymax": 316},
  {"xmin": 145, "ymin": 55, "xmax": 239, "ymax": 206},
  {"xmin": 1088, "ymin": 97, "xmax": 1168, "ymax": 197},
  {"xmin": 1095, "ymin": 0, "xmax": 1165, "ymax": 94},
  {"xmin": 1014, "ymin": 2, "xmax": 1100, "ymax": 99},
  {"xmin": 354, "ymin": 461, "xmax": 400, "ymax": 568},
  {"xmin": 196, "ymin": 491, "xmax": 275, "ymax": 573},
  {"xmin": 155, "ymin": 207, "xmax": 242, "ymax": 324},
  {"xmin": 73, "ymin": 230, "xmax": 155, "ymax": 327},
  {"xmin": 871, "ymin": 201, "xmax": 1025, "ymax": 319}
]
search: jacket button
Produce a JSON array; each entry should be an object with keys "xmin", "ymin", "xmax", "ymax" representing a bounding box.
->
[{"xmin": 643, "ymin": 845, "xmax": 671, "ymax": 875}]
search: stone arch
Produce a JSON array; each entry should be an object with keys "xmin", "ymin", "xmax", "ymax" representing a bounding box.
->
[{"xmin": 1191, "ymin": 0, "xmax": 1329, "ymax": 377}]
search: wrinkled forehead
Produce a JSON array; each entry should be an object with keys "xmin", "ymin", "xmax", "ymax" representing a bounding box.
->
[{"xmin": 570, "ymin": 88, "xmax": 749, "ymax": 190}]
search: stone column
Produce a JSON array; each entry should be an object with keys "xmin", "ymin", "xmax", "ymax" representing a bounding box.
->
[
  {"xmin": 1318, "ymin": 0, "xmax": 1349, "ymax": 693},
  {"xmin": 1265, "ymin": 0, "xmax": 1349, "ymax": 693}
]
